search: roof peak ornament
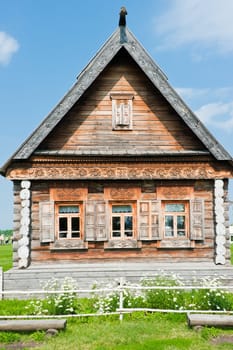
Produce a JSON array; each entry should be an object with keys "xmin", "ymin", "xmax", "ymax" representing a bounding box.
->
[{"xmin": 119, "ymin": 6, "xmax": 128, "ymax": 44}]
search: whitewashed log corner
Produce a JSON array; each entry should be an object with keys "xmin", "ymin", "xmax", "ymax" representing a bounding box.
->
[
  {"xmin": 215, "ymin": 179, "xmax": 227, "ymax": 265},
  {"xmin": 17, "ymin": 180, "xmax": 31, "ymax": 268}
]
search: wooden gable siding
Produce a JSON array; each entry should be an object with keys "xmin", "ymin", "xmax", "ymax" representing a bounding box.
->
[{"xmin": 38, "ymin": 50, "xmax": 205, "ymax": 154}]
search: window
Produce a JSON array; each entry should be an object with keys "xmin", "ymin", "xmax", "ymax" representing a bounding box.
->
[
  {"xmin": 110, "ymin": 93, "xmax": 134, "ymax": 130},
  {"xmin": 111, "ymin": 205, "xmax": 133, "ymax": 238},
  {"xmin": 163, "ymin": 202, "xmax": 189, "ymax": 238},
  {"xmin": 56, "ymin": 205, "xmax": 81, "ymax": 239}
]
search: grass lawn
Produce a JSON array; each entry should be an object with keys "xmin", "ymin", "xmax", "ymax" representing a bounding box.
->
[
  {"xmin": 36, "ymin": 314, "xmax": 233, "ymax": 350},
  {"xmin": 0, "ymin": 313, "xmax": 233, "ymax": 350},
  {"xmin": 0, "ymin": 244, "xmax": 12, "ymax": 271},
  {"xmin": 0, "ymin": 244, "xmax": 233, "ymax": 348}
]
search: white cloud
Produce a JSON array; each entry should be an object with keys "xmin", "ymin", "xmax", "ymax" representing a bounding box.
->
[
  {"xmin": 176, "ymin": 87, "xmax": 233, "ymax": 102},
  {"xmin": 195, "ymin": 102, "xmax": 233, "ymax": 131},
  {"xmin": 0, "ymin": 32, "xmax": 19, "ymax": 65},
  {"xmin": 154, "ymin": 0, "xmax": 233, "ymax": 54},
  {"xmin": 175, "ymin": 87, "xmax": 233, "ymax": 132}
]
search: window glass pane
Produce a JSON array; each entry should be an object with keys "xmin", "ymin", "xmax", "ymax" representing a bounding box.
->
[
  {"xmin": 177, "ymin": 216, "xmax": 186, "ymax": 236},
  {"xmin": 112, "ymin": 205, "xmax": 132, "ymax": 213},
  {"xmin": 165, "ymin": 204, "xmax": 185, "ymax": 212},
  {"xmin": 112, "ymin": 216, "xmax": 120, "ymax": 231},
  {"xmin": 112, "ymin": 216, "xmax": 121, "ymax": 237},
  {"xmin": 177, "ymin": 230, "xmax": 185, "ymax": 237},
  {"xmin": 71, "ymin": 217, "xmax": 80, "ymax": 238},
  {"xmin": 59, "ymin": 206, "xmax": 79, "ymax": 214},
  {"xmin": 59, "ymin": 217, "xmax": 67, "ymax": 238},
  {"xmin": 165, "ymin": 215, "xmax": 174, "ymax": 237},
  {"xmin": 124, "ymin": 216, "xmax": 133, "ymax": 237},
  {"xmin": 124, "ymin": 216, "xmax": 132, "ymax": 231},
  {"xmin": 177, "ymin": 216, "xmax": 185, "ymax": 229}
]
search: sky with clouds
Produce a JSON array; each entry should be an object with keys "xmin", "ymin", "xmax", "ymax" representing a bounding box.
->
[{"xmin": 0, "ymin": 0, "xmax": 232, "ymax": 228}]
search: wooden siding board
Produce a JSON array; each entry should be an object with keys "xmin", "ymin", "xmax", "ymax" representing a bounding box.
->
[{"xmin": 38, "ymin": 55, "xmax": 205, "ymax": 155}]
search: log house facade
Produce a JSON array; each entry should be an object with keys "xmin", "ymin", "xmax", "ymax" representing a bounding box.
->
[{"xmin": 1, "ymin": 27, "xmax": 233, "ymax": 268}]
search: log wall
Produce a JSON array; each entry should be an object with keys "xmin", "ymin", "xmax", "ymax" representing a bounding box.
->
[{"xmin": 18, "ymin": 179, "xmax": 221, "ymax": 264}]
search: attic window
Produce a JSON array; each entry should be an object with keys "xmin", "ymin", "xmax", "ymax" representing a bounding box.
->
[{"xmin": 110, "ymin": 93, "xmax": 134, "ymax": 130}]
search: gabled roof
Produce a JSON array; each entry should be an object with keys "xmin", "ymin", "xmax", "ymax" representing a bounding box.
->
[{"xmin": 1, "ymin": 27, "xmax": 232, "ymax": 174}]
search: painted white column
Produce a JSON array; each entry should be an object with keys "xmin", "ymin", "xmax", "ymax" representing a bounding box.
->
[
  {"xmin": 214, "ymin": 179, "xmax": 226, "ymax": 264},
  {"xmin": 18, "ymin": 180, "xmax": 31, "ymax": 268}
]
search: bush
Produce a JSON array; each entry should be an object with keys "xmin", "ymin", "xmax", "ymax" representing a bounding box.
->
[
  {"xmin": 26, "ymin": 277, "xmax": 78, "ymax": 315},
  {"xmin": 24, "ymin": 273, "xmax": 233, "ymax": 316},
  {"xmin": 93, "ymin": 279, "xmax": 146, "ymax": 313},
  {"xmin": 141, "ymin": 272, "xmax": 233, "ymax": 312},
  {"xmin": 142, "ymin": 274, "xmax": 186, "ymax": 310}
]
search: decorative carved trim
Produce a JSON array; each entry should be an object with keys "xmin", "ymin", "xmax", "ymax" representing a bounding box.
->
[
  {"xmin": 18, "ymin": 180, "xmax": 31, "ymax": 268},
  {"xmin": 50, "ymin": 188, "xmax": 87, "ymax": 201},
  {"xmin": 7, "ymin": 163, "xmax": 232, "ymax": 180},
  {"xmin": 105, "ymin": 239, "xmax": 140, "ymax": 249},
  {"xmin": 214, "ymin": 179, "xmax": 226, "ymax": 265},
  {"xmin": 157, "ymin": 186, "xmax": 191, "ymax": 199},
  {"xmin": 108, "ymin": 187, "xmax": 138, "ymax": 200},
  {"xmin": 51, "ymin": 240, "xmax": 88, "ymax": 250},
  {"xmin": 158, "ymin": 239, "xmax": 194, "ymax": 249},
  {"xmin": 110, "ymin": 93, "xmax": 134, "ymax": 130}
]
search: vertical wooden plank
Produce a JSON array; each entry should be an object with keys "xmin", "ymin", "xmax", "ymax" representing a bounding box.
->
[
  {"xmin": 190, "ymin": 199, "xmax": 204, "ymax": 240},
  {"xmin": 138, "ymin": 201, "xmax": 150, "ymax": 240},
  {"xmin": 85, "ymin": 202, "xmax": 96, "ymax": 241},
  {"xmin": 96, "ymin": 201, "xmax": 108, "ymax": 241},
  {"xmin": 39, "ymin": 201, "xmax": 55, "ymax": 243},
  {"xmin": 138, "ymin": 200, "xmax": 161, "ymax": 240},
  {"xmin": 85, "ymin": 201, "xmax": 108, "ymax": 241},
  {"xmin": 151, "ymin": 201, "xmax": 162, "ymax": 240}
]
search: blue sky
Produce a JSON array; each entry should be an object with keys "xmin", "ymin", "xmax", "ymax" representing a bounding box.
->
[{"xmin": 0, "ymin": 0, "xmax": 233, "ymax": 229}]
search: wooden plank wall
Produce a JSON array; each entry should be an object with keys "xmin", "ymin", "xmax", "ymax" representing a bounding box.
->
[
  {"xmin": 27, "ymin": 179, "xmax": 217, "ymax": 264},
  {"xmin": 38, "ymin": 50, "xmax": 205, "ymax": 153}
]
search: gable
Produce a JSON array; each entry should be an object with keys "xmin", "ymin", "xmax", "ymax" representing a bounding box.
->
[
  {"xmin": 37, "ymin": 49, "xmax": 207, "ymax": 156},
  {"xmin": 1, "ymin": 27, "xmax": 232, "ymax": 175}
]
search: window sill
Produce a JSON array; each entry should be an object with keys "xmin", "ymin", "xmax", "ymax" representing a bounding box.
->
[
  {"xmin": 104, "ymin": 239, "xmax": 142, "ymax": 250},
  {"xmin": 50, "ymin": 240, "xmax": 88, "ymax": 251},
  {"xmin": 158, "ymin": 239, "xmax": 195, "ymax": 249}
]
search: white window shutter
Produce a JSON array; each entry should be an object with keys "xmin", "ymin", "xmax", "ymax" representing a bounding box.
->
[
  {"xmin": 151, "ymin": 201, "xmax": 162, "ymax": 240},
  {"xmin": 190, "ymin": 199, "xmax": 205, "ymax": 240},
  {"xmin": 39, "ymin": 201, "xmax": 55, "ymax": 243},
  {"xmin": 139, "ymin": 200, "xmax": 161, "ymax": 240},
  {"xmin": 85, "ymin": 201, "xmax": 108, "ymax": 241}
]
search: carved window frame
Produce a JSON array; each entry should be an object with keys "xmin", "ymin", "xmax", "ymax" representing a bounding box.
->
[
  {"xmin": 55, "ymin": 202, "xmax": 83, "ymax": 240},
  {"xmin": 162, "ymin": 201, "xmax": 189, "ymax": 239},
  {"xmin": 110, "ymin": 93, "xmax": 134, "ymax": 130},
  {"xmin": 110, "ymin": 202, "xmax": 136, "ymax": 239}
]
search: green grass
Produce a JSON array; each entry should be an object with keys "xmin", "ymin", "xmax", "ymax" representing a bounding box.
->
[
  {"xmin": 0, "ymin": 244, "xmax": 12, "ymax": 271},
  {"xmin": 231, "ymin": 244, "xmax": 233, "ymax": 264},
  {"xmin": 0, "ymin": 313, "xmax": 233, "ymax": 350}
]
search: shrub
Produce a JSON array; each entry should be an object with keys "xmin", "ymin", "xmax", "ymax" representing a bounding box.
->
[
  {"xmin": 141, "ymin": 272, "xmax": 233, "ymax": 312},
  {"xmin": 26, "ymin": 277, "xmax": 78, "ymax": 315},
  {"xmin": 93, "ymin": 279, "xmax": 145, "ymax": 313},
  {"xmin": 141, "ymin": 273, "xmax": 186, "ymax": 310}
]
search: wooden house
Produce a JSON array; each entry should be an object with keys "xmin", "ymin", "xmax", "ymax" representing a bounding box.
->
[{"xmin": 1, "ymin": 26, "xmax": 233, "ymax": 269}]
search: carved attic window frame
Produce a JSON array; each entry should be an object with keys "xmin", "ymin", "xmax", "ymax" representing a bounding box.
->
[{"xmin": 110, "ymin": 93, "xmax": 134, "ymax": 130}]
